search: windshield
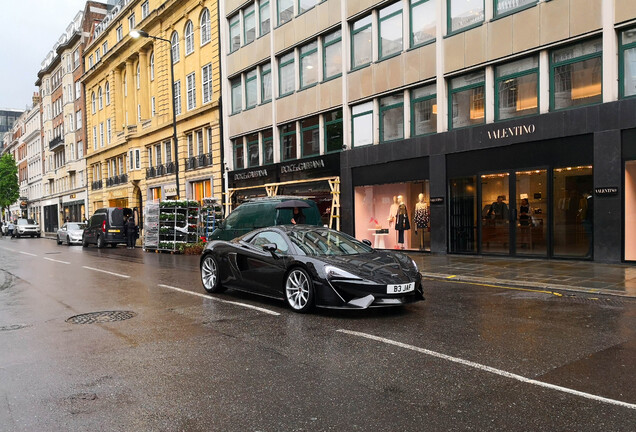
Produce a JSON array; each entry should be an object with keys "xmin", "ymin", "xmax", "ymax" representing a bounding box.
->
[
  {"xmin": 288, "ymin": 229, "xmax": 373, "ymax": 256},
  {"xmin": 68, "ymin": 223, "xmax": 86, "ymax": 230},
  {"xmin": 17, "ymin": 219, "xmax": 36, "ymax": 225}
]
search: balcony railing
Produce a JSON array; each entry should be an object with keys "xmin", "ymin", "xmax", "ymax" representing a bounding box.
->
[
  {"xmin": 185, "ymin": 153, "xmax": 213, "ymax": 171},
  {"xmin": 49, "ymin": 136, "xmax": 63, "ymax": 150},
  {"xmin": 91, "ymin": 180, "xmax": 103, "ymax": 190},
  {"xmin": 105, "ymin": 173, "xmax": 128, "ymax": 187},
  {"xmin": 146, "ymin": 162, "xmax": 177, "ymax": 179}
]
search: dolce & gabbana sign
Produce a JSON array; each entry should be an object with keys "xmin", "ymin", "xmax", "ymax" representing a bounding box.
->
[
  {"xmin": 487, "ymin": 124, "xmax": 536, "ymax": 140},
  {"xmin": 233, "ymin": 168, "xmax": 269, "ymax": 181},
  {"xmin": 280, "ymin": 159, "xmax": 325, "ymax": 174}
]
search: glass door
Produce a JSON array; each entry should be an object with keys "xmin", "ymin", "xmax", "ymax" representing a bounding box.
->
[
  {"xmin": 480, "ymin": 173, "xmax": 511, "ymax": 254},
  {"xmin": 515, "ymin": 170, "xmax": 548, "ymax": 256}
]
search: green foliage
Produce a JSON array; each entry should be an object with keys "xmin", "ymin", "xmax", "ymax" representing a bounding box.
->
[{"xmin": 0, "ymin": 154, "xmax": 19, "ymax": 211}]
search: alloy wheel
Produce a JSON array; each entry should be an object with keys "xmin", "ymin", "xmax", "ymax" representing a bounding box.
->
[
  {"xmin": 285, "ymin": 269, "xmax": 312, "ymax": 311},
  {"xmin": 201, "ymin": 255, "xmax": 223, "ymax": 293}
]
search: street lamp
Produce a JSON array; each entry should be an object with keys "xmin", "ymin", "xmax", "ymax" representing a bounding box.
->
[{"xmin": 130, "ymin": 29, "xmax": 180, "ymax": 199}]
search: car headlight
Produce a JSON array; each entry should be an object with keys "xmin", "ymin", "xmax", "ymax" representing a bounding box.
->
[{"xmin": 324, "ymin": 265, "xmax": 362, "ymax": 280}]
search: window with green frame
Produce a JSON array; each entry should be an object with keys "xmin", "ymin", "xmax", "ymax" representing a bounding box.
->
[
  {"xmin": 245, "ymin": 69, "xmax": 258, "ymax": 109},
  {"xmin": 233, "ymin": 137, "xmax": 244, "ymax": 169},
  {"xmin": 261, "ymin": 62, "xmax": 272, "ymax": 103},
  {"xmin": 449, "ymin": 71, "xmax": 485, "ymax": 130},
  {"xmin": 495, "ymin": 56, "xmax": 539, "ymax": 121},
  {"xmin": 299, "ymin": 0, "xmax": 318, "ymax": 14},
  {"xmin": 447, "ymin": 0, "xmax": 484, "ymax": 34},
  {"xmin": 351, "ymin": 15, "xmax": 372, "ymax": 69},
  {"xmin": 352, "ymin": 101, "xmax": 374, "ymax": 147},
  {"xmin": 379, "ymin": 2, "xmax": 403, "ymax": 60},
  {"xmin": 380, "ymin": 94, "xmax": 404, "ymax": 142},
  {"xmin": 247, "ymin": 133, "xmax": 260, "ymax": 167},
  {"xmin": 244, "ymin": 5, "xmax": 256, "ymax": 45},
  {"xmin": 550, "ymin": 38, "xmax": 602, "ymax": 111},
  {"xmin": 280, "ymin": 122, "xmax": 297, "ymax": 161},
  {"xmin": 260, "ymin": 1, "xmax": 271, "ymax": 36},
  {"xmin": 411, "ymin": 84, "xmax": 436, "ymax": 136},
  {"xmin": 300, "ymin": 42, "xmax": 318, "ymax": 88},
  {"xmin": 620, "ymin": 28, "xmax": 636, "ymax": 98},
  {"xmin": 410, "ymin": 0, "xmax": 435, "ymax": 48},
  {"xmin": 494, "ymin": 0, "xmax": 537, "ymax": 17},
  {"xmin": 279, "ymin": 52, "xmax": 295, "ymax": 96},
  {"xmin": 278, "ymin": 0, "xmax": 293, "ymax": 26},
  {"xmin": 262, "ymin": 129, "xmax": 274, "ymax": 164},
  {"xmin": 229, "ymin": 14, "xmax": 240, "ymax": 53},
  {"xmin": 300, "ymin": 116, "xmax": 320, "ymax": 157},
  {"xmin": 325, "ymin": 109, "xmax": 343, "ymax": 152},
  {"xmin": 230, "ymin": 77, "xmax": 242, "ymax": 114},
  {"xmin": 323, "ymin": 30, "xmax": 342, "ymax": 81}
]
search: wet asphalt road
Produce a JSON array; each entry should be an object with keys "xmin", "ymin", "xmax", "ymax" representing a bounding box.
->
[{"xmin": 0, "ymin": 236, "xmax": 635, "ymax": 431}]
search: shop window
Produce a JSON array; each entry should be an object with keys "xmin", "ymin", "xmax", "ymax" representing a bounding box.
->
[
  {"xmin": 301, "ymin": 116, "xmax": 320, "ymax": 157},
  {"xmin": 379, "ymin": 2, "xmax": 403, "ymax": 59},
  {"xmin": 245, "ymin": 69, "xmax": 258, "ymax": 109},
  {"xmin": 229, "ymin": 15, "xmax": 240, "ymax": 53},
  {"xmin": 233, "ymin": 138, "xmax": 245, "ymax": 169},
  {"xmin": 351, "ymin": 15, "xmax": 373, "ymax": 69},
  {"xmin": 244, "ymin": 5, "xmax": 256, "ymax": 45},
  {"xmin": 278, "ymin": 0, "xmax": 293, "ymax": 26},
  {"xmin": 495, "ymin": 56, "xmax": 539, "ymax": 121},
  {"xmin": 550, "ymin": 39, "xmax": 602, "ymax": 111},
  {"xmin": 447, "ymin": 0, "xmax": 484, "ymax": 34},
  {"xmin": 410, "ymin": 0, "xmax": 435, "ymax": 47},
  {"xmin": 231, "ymin": 77, "xmax": 242, "ymax": 114},
  {"xmin": 323, "ymin": 30, "xmax": 342, "ymax": 80},
  {"xmin": 380, "ymin": 94, "xmax": 404, "ymax": 142},
  {"xmin": 449, "ymin": 176, "xmax": 477, "ymax": 253},
  {"xmin": 495, "ymin": 0, "xmax": 536, "ymax": 17},
  {"xmin": 193, "ymin": 179, "xmax": 212, "ymax": 203},
  {"xmin": 620, "ymin": 28, "xmax": 636, "ymax": 98},
  {"xmin": 279, "ymin": 52, "xmax": 295, "ymax": 96},
  {"xmin": 449, "ymin": 71, "xmax": 485, "ymax": 130},
  {"xmin": 352, "ymin": 102, "xmax": 374, "ymax": 147},
  {"xmin": 247, "ymin": 133, "xmax": 260, "ymax": 167},
  {"xmin": 300, "ymin": 42, "xmax": 318, "ymax": 89},
  {"xmin": 354, "ymin": 181, "xmax": 430, "ymax": 251},
  {"xmin": 261, "ymin": 63, "xmax": 272, "ymax": 103},
  {"xmin": 280, "ymin": 122, "xmax": 297, "ymax": 161},
  {"xmin": 626, "ymin": 161, "xmax": 636, "ymax": 261},
  {"xmin": 262, "ymin": 129, "xmax": 274, "ymax": 164},
  {"xmin": 151, "ymin": 187, "xmax": 162, "ymax": 201},
  {"xmin": 411, "ymin": 84, "xmax": 436, "ymax": 136},
  {"xmin": 260, "ymin": 1, "xmax": 271, "ymax": 36},
  {"xmin": 325, "ymin": 109, "xmax": 343, "ymax": 153}
]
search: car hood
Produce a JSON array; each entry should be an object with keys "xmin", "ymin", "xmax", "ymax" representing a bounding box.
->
[
  {"xmin": 67, "ymin": 229, "xmax": 84, "ymax": 235},
  {"xmin": 313, "ymin": 251, "xmax": 416, "ymax": 283}
]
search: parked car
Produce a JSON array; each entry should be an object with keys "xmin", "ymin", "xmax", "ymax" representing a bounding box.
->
[
  {"xmin": 209, "ymin": 197, "xmax": 322, "ymax": 241},
  {"xmin": 15, "ymin": 218, "xmax": 41, "ymax": 238},
  {"xmin": 200, "ymin": 225, "xmax": 424, "ymax": 313},
  {"xmin": 83, "ymin": 207, "xmax": 136, "ymax": 248},
  {"xmin": 57, "ymin": 222, "xmax": 87, "ymax": 245}
]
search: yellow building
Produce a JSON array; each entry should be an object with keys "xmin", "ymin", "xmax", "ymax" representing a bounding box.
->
[{"xmin": 82, "ymin": 0, "xmax": 222, "ymax": 221}]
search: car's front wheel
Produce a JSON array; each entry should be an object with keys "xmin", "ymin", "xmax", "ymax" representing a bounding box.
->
[
  {"xmin": 201, "ymin": 254, "xmax": 225, "ymax": 293},
  {"xmin": 66, "ymin": 236, "xmax": 71, "ymax": 246},
  {"xmin": 56, "ymin": 236, "xmax": 62, "ymax": 245},
  {"xmin": 285, "ymin": 268, "xmax": 314, "ymax": 313}
]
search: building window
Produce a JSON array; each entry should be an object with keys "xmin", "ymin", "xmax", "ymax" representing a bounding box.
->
[
  {"xmin": 202, "ymin": 63, "xmax": 212, "ymax": 104},
  {"xmin": 495, "ymin": 56, "xmax": 539, "ymax": 121},
  {"xmin": 281, "ymin": 122, "xmax": 297, "ymax": 161},
  {"xmin": 325, "ymin": 109, "xmax": 343, "ymax": 153},
  {"xmin": 247, "ymin": 133, "xmax": 259, "ymax": 167},
  {"xmin": 352, "ymin": 101, "xmax": 373, "ymax": 147},
  {"xmin": 551, "ymin": 39, "xmax": 602, "ymax": 111},
  {"xmin": 99, "ymin": 123, "xmax": 104, "ymax": 147},
  {"xmin": 261, "ymin": 63, "xmax": 272, "ymax": 103},
  {"xmin": 448, "ymin": 0, "xmax": 484, "ymax": 34},
  {"xmin": 155, "ymin": 144, "xmax": 162, "ymax": 166},
  {"xmin": 206, "ymin": 128, "xmax": 213, "ymax": 153},
  {"xmin": 260, "ymin": 0, "xmax": 271, "ymax": 36},
  {"xmin": 187, "ymin": 133, "xmax": 194, "ymax": 157},
  {"xmin": 196, "ymin": 130, "xmax": 204, "ymax": 155},
  {"xmin": 129, "ymin": 13, "xmax": 136, "ymax": 31},
  {"xmin": 186, "ymin": 72, "xmax": 196, "ymax": 110},
  {"xmin": 299, "ymin": 0, "xmax": 318, "ymax": 14},
  {"xmin": 73, "ymin": 49, "xmax": 80, "ymax": 69},
  {"xmin": 300, "ymin": 42, "xmax": 318, "ymax": 88},
  {"xmin": 102, "ymin": 41, "xmax": 109, "ymax": 55},
  {"xmin": 323, "ymin": 30, "xmax": 342, "ymax": 81},
  {"xmin": 89, "ymin": 55, "xmax": 94, "ymax": 68},
  {"xmin": 165, "ymin": 140, "xmax": 172, "ymax": 162},
  {"xmin": 495, "ymin": 0, "xmax": 536, "ymax": 17},
  {"xmin": 106, "ymin": 119, "xmax": 111, "ymax": 144},
  {"xmin": 150, "ymin": 52, "xmax": 154, "ymax": 81},
  {"xmin": 279, "ymin": 52, "xmax": 295, "ymax": 96},
  {"xmin": 229, "ymin": 15, "xmax": 240, "ymax": 53},
  {"xmin": 262, "ymin": 129, "xmax": 274, "ymax": 164},
  {"xmin": 91, "ymin": 92, "xmax": 96, "ymax": 114},
  {"xmin": 141, "ymin": 1, "xmax": 149, "ymax": 19},
  {"xmin": 184, "ymin": 21, "xmax": 194, "ymax": 55},
  {"xmin": 75, "ymin": 81, "xmax": 81, "ymax": 100},
  {"xmin": 233, "ymin": 138, "xmax": 244, "ymax": 169},
  {"xmin": 411, "ymin": 84, "xmax": 437, "ymax": 136},
  {"xmin": 231, "ymin": 77, "xmax": 242, "ymax": 113},
  {"xmin": 244, "ymin": 5, "xmax": 256, "ymax": 45},
  {"xmin": 151, "ymin": 97, "xmax": 156, "ymax": 116},
  {"xmin": 380, "ymin": 94, "xmax": 404, "ymax": 142},
  {"xmin": 410, "ymin": 0, "xmax": 435, "ymax": 47},
  {"xmin": 174, "ymin": 80, "xmax": 182, "ymax": 115},
  {"xmin": 351, "ymin": 15, "xmax": 373, "ymax": 69},
  {"xmin": 197, "ymin": 9, "xmax": 210, "ymax": 47},
  {"xmin": 278, "ymin": 0, "xmax": 293, "ymax": 26},
  {"xmin": 136, "ymin": 64, "xmax": 141, "ymax": 89},
  {"xmin": 76, "ymin": 110, "xmax": 82, "ymax": 130},
  {"xmin": 171, "ymin": 31, "xmax": 180, "ymax": 63},
  {"xmin": 105, "ymin": 81, "xmax": 110, "ymax": 105},
  {"xmin": 98, "ymin": 87, "xmax": 103, "ymax": 110},
  {"xmin": 300, "ymin": 116, "xmax": 320, "ymax": 157},
  {"xmin": 245, "ymin": 69, "xmax": 258, "ymax": 108},
  {"xmin": 96, "ymin": 48, "xmax": 101, "ymax": 62},
  {"xmin": 449, "ymin": 71, "xmax": 485, "ymax": 130},
  {"xmin": 379, "ymin": 2, "xmax": 403, "ymax": 59},
  {"xmin": 620, "ymin": 28, "xmax": 636, "ymax": 98},
  {"xmin": 117, "ymin": 25, "xmax": 123, "ymax": 41}
]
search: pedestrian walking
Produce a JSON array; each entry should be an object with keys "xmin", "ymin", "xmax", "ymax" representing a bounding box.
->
[
  {"xmin": 8, "ymin": 220, "xmax": 15, "ymax": 238},
  {"xmin": 125, "ymin": 216, "xmax": 137, "ymax": 249}
]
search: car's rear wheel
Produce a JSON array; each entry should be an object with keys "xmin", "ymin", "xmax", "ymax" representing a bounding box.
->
[
  {"xmin": 82, "ymin": 234, "xmax": 89, "ymax": 248},
  {"xmin": 285, "ymin": 268, "xmax": 314, "ymax": 313},
  {"xmin": 56, "ymin": 236, "xmax": 62, "ymax": 245},
  {"xmin": 201, "ymin": 255, "xmax": 225, "ymax": 293},
  {"xmin": 96, "ymin": 235, "xmax": 105, "ymax": 248}
]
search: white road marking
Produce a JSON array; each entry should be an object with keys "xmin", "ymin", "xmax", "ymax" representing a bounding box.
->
[
  {"xmin": 43, "ymin": 257, "xmax": 70, "ymax": 264},
  {"xmin": 19, "ymin": 251, "xmax": 37, "ymax": 257},
  {"xmin": 82, "ymin": 266, "xmax": 130, "ymax": 278},
  {"xmin": 158, "ymin": 284, "xmax": 280, "ymax": 316},
  {"xmin": 0, "ymin": 247, "xmax": 17, "ymax": 252},
  {"xmin": 337, "ymin": 329, "xmax": 636, "ymax": 411}
]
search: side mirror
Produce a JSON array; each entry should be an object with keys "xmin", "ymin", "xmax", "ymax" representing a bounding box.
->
[
  {"xmin": 262, "ymin": 243, "xmax": 279, "ymax": 258},
  {"xmin": 362, "ymin": 239, "xmax": 372, "ymax": 247}
]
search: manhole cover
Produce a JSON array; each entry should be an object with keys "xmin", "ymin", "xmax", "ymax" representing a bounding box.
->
[
  {"xmin": 0, "ymin": 324, "xmax": 28, "ymax": 331},
  {"xmin": 66, "ymin": 311, "xmax": 137, "ymax": 324}
]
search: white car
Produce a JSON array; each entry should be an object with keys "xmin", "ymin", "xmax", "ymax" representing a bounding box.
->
[
  {"xmin": 15, "ymin": 218, "xmax": 41, "ymax": 238},
  {"xmin": 57, "ymin": 222, "xmax": 87, "ymax": 245}
]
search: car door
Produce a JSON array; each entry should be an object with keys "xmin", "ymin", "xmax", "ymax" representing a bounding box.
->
[
  {"xmin": 236, "ymin": 230, "xmax": 290, "ymax": 296},
  {"xmin": 59, "ymin": 223, "xmax": 67, "ymax": 241}
]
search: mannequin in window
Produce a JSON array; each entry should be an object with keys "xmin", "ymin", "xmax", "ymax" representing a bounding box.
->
[
  {"xmin": 413, "ymin": 193, "xmax": 430, "ymax": 250},
  {"xmin": 388, "ymin": 195, "xmax": 399, "ymax": 244},
  {"xmin": 395, "ymin": 195, "xmax": 410, "ymax": 249}
]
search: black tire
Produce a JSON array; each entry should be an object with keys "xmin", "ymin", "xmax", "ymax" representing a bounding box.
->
[
  {"xmin": 201, "ymin": 254, "xmax": 225, "ymax": 293},
  {"xmin": 96, "ymin": 235, "xmax": 105, "ymax": 249},
  {"xmin": 82, "ymin": 234, "xmax": 89, "ymax": 248},
  {"xmin": 56, "ymin": 236, "xmax": 62, "ymax": 245},
  {"xmin": 109, "ymin": 243, "xmax": 117, "ymax": 248},
  {"xmin": 284, "ymin": 267, "xmax": 315, "ymax": 313},
  {"xmin": 66, "ymin": 236, "xmax": 71, "ymax": 246},
  {"xmin": 37, "ymin": 234, "xmax": 41, "ymax": 238}
]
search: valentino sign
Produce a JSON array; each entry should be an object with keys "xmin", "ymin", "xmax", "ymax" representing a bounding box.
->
[{"xmin": 487, "ymin": 124, "xmax": 536, "ymax": 140}]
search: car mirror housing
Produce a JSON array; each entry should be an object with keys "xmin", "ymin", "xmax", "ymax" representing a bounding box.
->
[
  {"xmin": 262, "ymin": 243, "xmax": 279, "ymax": 258},
  {"xmin": 362, "ymin": 239, "xmax": 372, "ymax": 247}
]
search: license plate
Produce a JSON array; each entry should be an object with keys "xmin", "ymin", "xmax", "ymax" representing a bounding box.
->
[
  {"xmin": 386, "ymin": 282, "xmax": 415, "ymax": 294},
  {"xmin": 108, "ymin": 229, "xmax": 120, "ymax": 233}
]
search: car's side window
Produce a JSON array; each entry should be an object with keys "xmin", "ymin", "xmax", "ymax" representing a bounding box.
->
[{"xmin": 250, "ymin": 231, "xmax": 289, "ymax": 255}]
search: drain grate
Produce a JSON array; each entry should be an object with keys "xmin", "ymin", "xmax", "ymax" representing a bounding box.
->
[
  {"xmin": 0, "ymin": 324, "xmax": 28, "ymax": 331},
  {"xmin": 66, "ymin": 311, "xmax": 137, "ymax": 324}
]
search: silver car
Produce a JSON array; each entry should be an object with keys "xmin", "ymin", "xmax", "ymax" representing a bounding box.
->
[
  {"xmin": 57, "ymin": 222, "xmax": 87, "ymax": 245},
  {"xmin": 15, "ymin": 218, "xmax": 41, "ymax": 238}
]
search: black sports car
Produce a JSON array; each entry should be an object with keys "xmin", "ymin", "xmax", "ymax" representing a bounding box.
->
[{"xmin": 200, "ymin": 225, "xmax": 424, "ymax": 313}]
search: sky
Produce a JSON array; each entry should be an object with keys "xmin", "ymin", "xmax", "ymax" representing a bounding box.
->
[{"xmin": 0, "ymin": 0, "xmax": 90, "ymax": 110}]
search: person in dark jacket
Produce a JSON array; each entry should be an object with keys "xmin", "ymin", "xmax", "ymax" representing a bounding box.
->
[
  {"xmin": 291, "ymin": 207, "xmax": 306, "ymax": 225},
  {"xmin": 125, "ymin": 216, "xmax": 137, "ymax": 249}
]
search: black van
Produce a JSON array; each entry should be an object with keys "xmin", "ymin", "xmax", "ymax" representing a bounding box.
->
[
  {"xmin": 83, "ymin": 207, "xmax": 136, "ymax": 248},
  {"xmin": 210, "ymin": 197, "xmax": 322, "ymax": 241}
]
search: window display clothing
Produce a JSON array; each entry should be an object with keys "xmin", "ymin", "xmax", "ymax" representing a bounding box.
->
[
  {"xmin": 395, "ymin": 204, "xmax": 410, "ymax": 244},
  {"xmin": 388, "ymin": 202, "xmax": 399, "ymax": 228},
  {"xmin": 413, "ymin": 204, "xmax": 429, "ymax": 229},
  {"xmin": 519, "ymin": 204, "xmax": 530, "ymax": 226}
]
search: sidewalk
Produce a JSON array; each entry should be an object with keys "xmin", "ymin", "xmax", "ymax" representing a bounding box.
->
[{"xmin": 407, "ymin": 253, "xmax": 636, "ymax": 298}]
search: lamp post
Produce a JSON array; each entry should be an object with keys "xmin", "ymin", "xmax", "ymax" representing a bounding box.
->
[{"xmin": 130, "ymin": 29, "xmax": 180, "ymax": 199}]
